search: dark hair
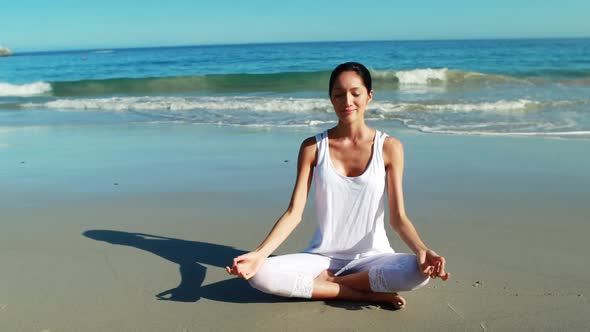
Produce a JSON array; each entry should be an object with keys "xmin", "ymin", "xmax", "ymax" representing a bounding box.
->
[{"xmin": 328, "ymin": 62, "xmax": 372, "ymax": 96}]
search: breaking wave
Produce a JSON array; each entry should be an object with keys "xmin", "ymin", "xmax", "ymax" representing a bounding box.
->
[
  {"xmin": 4, "ymin": 67, "xmax": 590, "ymax": 97},
  {"xmin": 0, "ymin": 82, "xmax": 52, "ymax": 97}
]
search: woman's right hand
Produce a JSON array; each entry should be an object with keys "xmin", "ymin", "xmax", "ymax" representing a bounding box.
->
[{"xmin": 225, "ymin": 251, "xmax": 266, "ymax": 280}]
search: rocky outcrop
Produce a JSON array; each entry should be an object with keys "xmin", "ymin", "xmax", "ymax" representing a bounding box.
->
[{"xmin": 0, "ymin": 47, "xmax": 13, "ymax": 57}]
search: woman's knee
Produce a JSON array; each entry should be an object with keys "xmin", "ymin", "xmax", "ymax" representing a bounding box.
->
[
  {"xmin": 247, "ymin": 265, "xmax": 277, "ymax": 295},
  {"xmin": 248, "ymin": 266, "xmax": 314, "ymax": 298},
  {"xmin": 368, "ymin": 254, "xmax": 429, "ymax": 292},
  {"xmin": 402, "ymin": 255, "xmax": 430, "ymax": 290}
]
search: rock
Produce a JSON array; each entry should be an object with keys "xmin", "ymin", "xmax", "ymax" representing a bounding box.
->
[{"xmin": 0, "ymin": 46, "xmax": 12, "ymax": 57}]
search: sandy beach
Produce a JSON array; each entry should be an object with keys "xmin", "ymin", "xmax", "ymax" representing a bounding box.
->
[{"xmin": 1, "ymin": 124, "xmax": 589, "ymax": 331}]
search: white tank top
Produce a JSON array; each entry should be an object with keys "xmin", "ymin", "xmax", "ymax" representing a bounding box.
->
[{"xmin": 303, "ymin": 129, "xmax": 395, "ymax": 259}]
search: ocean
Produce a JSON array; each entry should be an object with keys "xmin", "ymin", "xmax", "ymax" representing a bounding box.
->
[{"xmin": 1, "ymin": 39, "xmax": 590, "ymax": 139}]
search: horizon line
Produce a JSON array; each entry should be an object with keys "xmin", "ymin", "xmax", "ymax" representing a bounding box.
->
[{"xmin": 10, "ymin": 35, "xmax": 590, "ymax": 55}]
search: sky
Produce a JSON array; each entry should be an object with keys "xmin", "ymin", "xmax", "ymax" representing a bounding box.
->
[{"xmin": 1, "ymin": 0, "xmax": 589, "ymax": 51}]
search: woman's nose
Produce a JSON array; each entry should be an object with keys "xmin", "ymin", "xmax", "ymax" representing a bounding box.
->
[{"xmin": 345, "ymin": 93, "xmax": 354, "ymax": 105}]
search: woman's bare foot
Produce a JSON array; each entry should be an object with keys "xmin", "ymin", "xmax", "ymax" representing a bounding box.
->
[
  {"xmin": 314, "ymin": 270, "xmax": 406, "ymax": 309},
  {"xmin": 368, "ymin": 291, "xmax": 407, "ymax": 309},
  {"xmin": 384, "ymin": 292, "xmax": 406, "ymax": 310}
]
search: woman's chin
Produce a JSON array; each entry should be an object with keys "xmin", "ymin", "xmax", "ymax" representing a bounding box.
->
[{"xmin": 337, "ymin": 112, "xmax": 361, "ymax": 123}]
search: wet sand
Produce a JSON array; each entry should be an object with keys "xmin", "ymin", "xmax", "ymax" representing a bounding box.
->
[{"xmin": 1, "ymin": 124, "xmax": 589, "ymax": 331}]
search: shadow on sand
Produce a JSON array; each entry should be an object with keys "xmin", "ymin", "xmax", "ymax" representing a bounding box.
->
[
  {"xmin": 83, "ymin": 230, "xmax": 287, "ymax": 304},
  {"xmin": 83, "ymin": 230, "xmax": 397, "ymax": 310}
]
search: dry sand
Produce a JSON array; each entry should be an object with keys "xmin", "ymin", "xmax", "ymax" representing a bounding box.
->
[{"xmin": 1, "ymin": 189, "xmax": 589, "ymax": 332}]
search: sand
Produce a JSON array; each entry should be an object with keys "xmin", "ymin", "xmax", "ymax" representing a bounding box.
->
[{"xmin": 1, "ymin": 125, "xmax": 589, "ymax": 331}]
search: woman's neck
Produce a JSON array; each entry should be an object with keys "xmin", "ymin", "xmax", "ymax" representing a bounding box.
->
[{"xmin": 333, "ymin": 120, "xmax": 372, "ymax": 140}]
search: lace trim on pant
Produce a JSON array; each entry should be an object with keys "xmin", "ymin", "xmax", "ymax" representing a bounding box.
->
[
  {"xmin": 368, "ymin": 266, "xmax": 389, "ymax": 293},
  {"xmin": 290, "ymin": 272, "xmax": 313, "ymax": 298}
]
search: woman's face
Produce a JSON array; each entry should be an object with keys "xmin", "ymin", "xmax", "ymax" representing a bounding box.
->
[{"xmin": 330, "ymin": 71, "xmax": 373, "ymax": 123}]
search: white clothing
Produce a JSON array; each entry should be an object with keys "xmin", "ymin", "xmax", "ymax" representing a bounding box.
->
[
  {"xmin": 249, "ymin": 252, "xmax": 429, "ymax": 298},
  {"xmin": 248, "ymin": 130, "xmax": 429, "ymax": 298},
  {"xmin": 304, "ymin": 129, "xmax": 394, "ymax": 259}
]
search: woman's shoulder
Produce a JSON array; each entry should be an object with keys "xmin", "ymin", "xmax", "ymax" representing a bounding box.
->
[
  {"xmin": 382, "ymin": 134, "xmax": 403, "ymax": 149},
  {"xmin": 298, "ymin": 135, "xmax": 319, "ymax": 164},
  {"xmin": 382, "ymin": 134, "xmax": 404, "ymax": 163},
  {"xmin": 302, "ymin": 129, "xmax": 329, "ymax": 146},
  {"xmin": 302, "ymin": 134, "xmax": 320, "ymax": 146}
]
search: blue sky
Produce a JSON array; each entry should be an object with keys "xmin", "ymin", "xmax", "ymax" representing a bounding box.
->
[{"xmin": 1, "ymin": 0, "xmax": 589, "ymax": 51}]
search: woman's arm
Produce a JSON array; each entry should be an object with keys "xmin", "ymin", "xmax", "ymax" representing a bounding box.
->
[
  {"xmin": 226, "ymin": 136, "xmax": 317, "ymax": 279},
  {"xmin": 384, "ymin": 137, "xmax": 449, "ymax": 280}
]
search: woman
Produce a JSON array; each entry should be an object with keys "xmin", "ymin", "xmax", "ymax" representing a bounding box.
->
[{"xmin": 226, "ymin": 62, "xmax": 448, "ymax": 309}]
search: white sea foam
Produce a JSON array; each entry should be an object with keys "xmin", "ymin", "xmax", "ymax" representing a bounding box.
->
[
  {"xmin": 395, "ymin": 68, "xmax": 448, "ymax": 85},
  {"xmin": 410, "ymin": 126, "xmax": 590, "ymax": 138},
  {"xmin": 0, "ymin": 82, "xmax": 52, "ymax": 97},
  {"xmin": 425, "ymin": 99, "xmax": 539, "ymax": 112},
  {"xmin": 371, "ymin": 68, "xmax": 449, "ymax": 85},
  {"xmin": 17, "ymin": 96, "xmax": 587, "ymax": 138},
  {"xmin": 405, "ymin": 117, "xmax": 589, "ymax": 138},
  {"xmin": 372, "ymin": 99, "xmax": 546, "ymax": 113},
  {"xmin": 23, "ymin": 96, "xmax": 333, "ymax": 113},
  {"xmin": 24, "ymin": 96, "xmax": 551, "ymax": 115},
  {"xmin": 308, "ymin": 120, "xmax": 337, "ymax": 126},
  {"xmin": 22, "ymin": 96, "xmax": 574, "ymax": 121},
  {"xmin": 371, "ymin": 68, "xmax": 526, "ymax": 87}
]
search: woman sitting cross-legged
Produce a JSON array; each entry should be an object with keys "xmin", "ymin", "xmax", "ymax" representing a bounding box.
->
[{"xmin": 226, "ymin": 62, "xmax": 449, "ymax": 309}]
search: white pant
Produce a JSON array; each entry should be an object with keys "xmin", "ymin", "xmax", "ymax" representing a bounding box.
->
[{"xmin": 248, "ymin": 252, "xmax": 429, "ymax": 298}]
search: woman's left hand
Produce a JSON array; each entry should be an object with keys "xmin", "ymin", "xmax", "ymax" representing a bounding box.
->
[{"xmin": 418, "ymin": 249, "xmax": 449, "ymax": 280}]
